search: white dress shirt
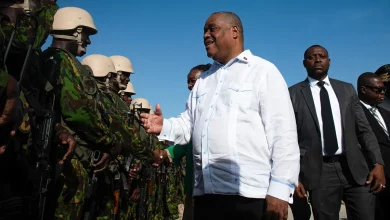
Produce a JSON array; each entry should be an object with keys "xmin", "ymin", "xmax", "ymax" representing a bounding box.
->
[
  {"xmin": 308, "ymin": 76, "xmax": 343, "ymax": 156},
  {"xmin": 159, "ymin": 50, "xmax": 300, "ymax": 203},
  {"xmin": 360, "ymin": 101, "xmax": 388, "ymax": 136}
]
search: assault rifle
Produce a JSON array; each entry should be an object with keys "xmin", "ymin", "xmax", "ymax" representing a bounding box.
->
[
  {"xmin": 83, "ymin": 150, "xmax": 101, "ymax": 220},
  {"xmin": 4, "ymin": 12, "xmax": 58, "ymax": 220}
]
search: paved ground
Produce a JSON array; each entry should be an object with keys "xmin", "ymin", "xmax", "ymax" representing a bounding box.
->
[
  {"xmin": 288, "ymin": 203, "xmax": 347, "ymax": 220},
  {"xmin": 177, "ymin": 201, "xmax": 348, "ymax": 220}
]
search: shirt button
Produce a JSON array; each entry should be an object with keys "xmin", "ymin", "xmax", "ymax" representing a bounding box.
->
[
  {"xmin": 219, "ymin": 81, "xmax": 222, "ymax": 83},
  {"xmin": 203, "ymin": 151, "xmax": 206, "ymax": 154},
  {"xmin": 211, "ymin": 105, "xmax": 213, "ymax": 108},
  {"xmin": 205, "ymin": 119, "xmax": 208, "ymax": 122},
  {"xmin": 215, "ymin": 93, "xmax": 218, "ymax": 95}
]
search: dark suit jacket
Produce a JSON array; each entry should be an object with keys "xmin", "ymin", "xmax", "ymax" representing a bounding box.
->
[
  {"xmin": 289, "ymin": 78, "xmax": 383, "ymax": 190},
  {"xmin": 361, "ymin": 104, "xmax": 390, "ymax": 195}
]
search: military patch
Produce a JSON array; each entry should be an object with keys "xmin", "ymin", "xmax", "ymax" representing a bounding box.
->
[{"xmin": 81, "ymin": 76, "xmax": 97, "ymax": 95}]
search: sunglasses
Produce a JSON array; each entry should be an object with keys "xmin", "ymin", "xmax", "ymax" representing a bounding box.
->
[{"xmin": 364, "ymin": 85, "xmax": 387, "ymax": 94}]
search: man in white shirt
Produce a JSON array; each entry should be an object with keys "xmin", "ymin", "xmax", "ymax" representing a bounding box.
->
[{"xmin": 141, "ymin": 11, "xmax": 300, "ymax": 220}]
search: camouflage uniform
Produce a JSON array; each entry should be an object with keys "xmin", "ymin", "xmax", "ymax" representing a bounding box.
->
[
  {"xmin": 129, "ymin": 118, "xmax": 160, "ymax": 220},
  {"xmin": 95, "ymin": 79, "xmax": 156, "ymax": 219},
  {"xmin": 0, "ymin": 2, "xmax": 60, "ymax": 219},
  {"xmin": 0, "ymin": 1, "xmax": 58, "ymax": 97},
  {"xmin": 39, "ymin": 47, "xmax": 124, "ymax": 220},
  {"xmin": 152, "ymin": 140, "xmax": 184, "ymax": 220},
  {"xmin": 107, "ymin": 87, "xmax": 151, "ymax": 220}
]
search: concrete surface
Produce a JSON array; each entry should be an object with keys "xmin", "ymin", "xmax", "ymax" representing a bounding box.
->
[{"xmin": 288, "ymin": 203, "xmax": 347, "ymax": 220}]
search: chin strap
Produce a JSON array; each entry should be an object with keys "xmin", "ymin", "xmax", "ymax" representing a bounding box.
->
[{"xmin": 51, "ymin": 27, "xmax": 83, "ymax": 45}]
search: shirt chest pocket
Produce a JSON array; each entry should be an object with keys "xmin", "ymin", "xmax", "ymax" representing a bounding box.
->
[
  {"xmin": 220, "ymin": 83, "xmax": 254, "ymax": 108},
  {"xmin": 194, "ymin": 91, "xmax": 208, "ymax": 115}
]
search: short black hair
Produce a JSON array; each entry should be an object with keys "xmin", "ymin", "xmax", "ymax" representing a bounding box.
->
[
  {"xmin": 191, "ymin": 63, "xmax": 212, "ymax": 73},
  {"xmin": 357, "ymin": 72, "xmax": 380, "ymax": 94},
  {"xmin": 211, "ymin": 11, "xmax": 244, "ymax": 41},
  {"xmin": 304, "ymin": 45, "xmax": 329, "ymax": 58}
]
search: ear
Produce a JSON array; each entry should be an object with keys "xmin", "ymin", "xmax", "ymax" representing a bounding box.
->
[
  {"xmin": 231, "ymin": 26, "xmax": 238, "ymax": 39},
  {"xmin": 303, "ymin": 59, "xmax": 307, "ymax": 68},
  {"xmin": 360, "ymin": 86, "xmax": 366, "ymax": 95}
]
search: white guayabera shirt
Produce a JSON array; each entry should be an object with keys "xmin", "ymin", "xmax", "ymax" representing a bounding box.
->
[{"xmin": 158, "ymin": 50, "xmax": 300, "ymax": 203}]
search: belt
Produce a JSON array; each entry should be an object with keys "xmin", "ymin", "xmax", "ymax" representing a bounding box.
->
[{"xmin": 323, "ymin": 155, "xmax": 345, "ymax": 163}]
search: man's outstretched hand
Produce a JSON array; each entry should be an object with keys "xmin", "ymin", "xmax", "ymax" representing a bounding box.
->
[{"xmin": 140, "ymin": 104, "xmax": 164, "ymax": 134}]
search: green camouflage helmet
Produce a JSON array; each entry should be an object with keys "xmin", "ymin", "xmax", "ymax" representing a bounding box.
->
[{"xmin": 0, "ymin": 0, "xmax": 59, "ymax": 52}]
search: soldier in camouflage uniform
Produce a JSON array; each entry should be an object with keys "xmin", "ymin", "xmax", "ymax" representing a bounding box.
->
[
  {"xmin": 145, "ymin": 103, "xmax": 185, "ymax": 220},
  {"xmin": 118, "ymin": 82, "xmax": 139, "ymax": 220},
  {"xmin": 105, "ymin": 55, "xmax": 132, "ymax": 114},
  {"xmin": 109, "ymin": 55, "xmax": 155, "ymax": 220},
  {"xmin": 129, "ymin": 98, "xmax": 159, "ymax": 220},
  {"xmin": 130, "ymin": 97, "xmax": 183, "ymax": 220},
  {"xmin": 82, "ymin": 54, "xmax": 160, "ymax": 220},
  {"xmin": 40, "ymin": 7, "xmax": 125, "ymax": 220},
  {"xmin": 109, "ymin": 55, "xmax": 133, "ymax": 85},
  {"xmin": 82, "ymin": 53, "xmax": 134, "ymax": 220},
  {"xmin": 0, "ymin": 1, "xmax": 78, "ymax": 219},
  {"xmin": 0, "ymin": 0, "xmax": 58, "ymax": 155},
  {"xmin": 118, "ymin": 81, "xmax": 136, "ymax": 106}
]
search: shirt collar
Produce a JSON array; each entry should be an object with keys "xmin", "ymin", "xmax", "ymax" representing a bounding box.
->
[
  {"xmin": 212, "ymin": 49, "xmax": 252, "ymax": 68},
  {"xmin": 360, "ymin": 100, "xmax": 377, "ymax": 111},
  {"xmin": 307, "ymin": 75, "xmax": 331, "ymax": 88}
]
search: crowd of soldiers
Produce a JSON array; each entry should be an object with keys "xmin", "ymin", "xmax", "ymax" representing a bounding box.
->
[{"xmin": 0, "ymin": 1, "xmax": 186, "ymax": 219}]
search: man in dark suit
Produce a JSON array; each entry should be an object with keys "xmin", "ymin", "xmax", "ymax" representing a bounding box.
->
[
  {"xmin": 375, "ymin": 64, "xmax": 390, "ymax": 111},
  {"xmin": 289, "ymin": 45, "xmax": 386, "ymax": 220},
  {"xmin": 357, "ymin": 72, "xmax": 390, "ymax": 220}
]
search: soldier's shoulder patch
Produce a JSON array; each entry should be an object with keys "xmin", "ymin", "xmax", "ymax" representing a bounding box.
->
[{"xmin": 81, "ymin": 76, "xmax": 97, "ymax": 95}]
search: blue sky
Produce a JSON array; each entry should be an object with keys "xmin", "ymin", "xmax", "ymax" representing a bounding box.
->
[{"xmin": 44, "ymin": 0, "xmax": 390, "ymax": 118}]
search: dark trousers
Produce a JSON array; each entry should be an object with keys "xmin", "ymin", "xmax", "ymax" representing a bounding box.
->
[
  {"xmin": 309, "ymin": 157, "xmax": 375, "ymax": 220},
  {"xmin": 290, "ymin": 196, "xmax": 311, "ymax": 220},
  {"xmin": 194, "ymin": 194, "xmax": 266, "ymax": 220},
  {"xmin": 375, "ymin": 195, "xmax": 390, "ymax": 220}
]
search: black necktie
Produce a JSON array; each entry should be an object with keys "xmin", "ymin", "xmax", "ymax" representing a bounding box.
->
[{"xmin": 318, "ymin": 81, "xmax": 339, "ymax": 155}]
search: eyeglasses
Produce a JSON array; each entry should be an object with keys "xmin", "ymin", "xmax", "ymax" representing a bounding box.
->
[{"xmin": 364, "ymin": 85, "xmax": 387, "ymax": 94}]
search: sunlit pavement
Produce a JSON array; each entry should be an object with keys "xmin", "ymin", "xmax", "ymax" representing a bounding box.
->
[{"xmin": 288, "ymin": 203, "xmax": 347, "ymax": 220}]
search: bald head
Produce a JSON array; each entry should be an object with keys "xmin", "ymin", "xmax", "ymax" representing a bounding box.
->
[
  {"xmin": 204, "ymin": 12, "xmax": 244, "ymax": 64},
  {"xmin": 211, "ymin": 11, "xmax": 244, "ymax": 42}
]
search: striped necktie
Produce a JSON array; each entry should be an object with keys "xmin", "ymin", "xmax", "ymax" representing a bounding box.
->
[{"xmin": 370, "ymin": 107, "xmax": 388, "ymax": 136}]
